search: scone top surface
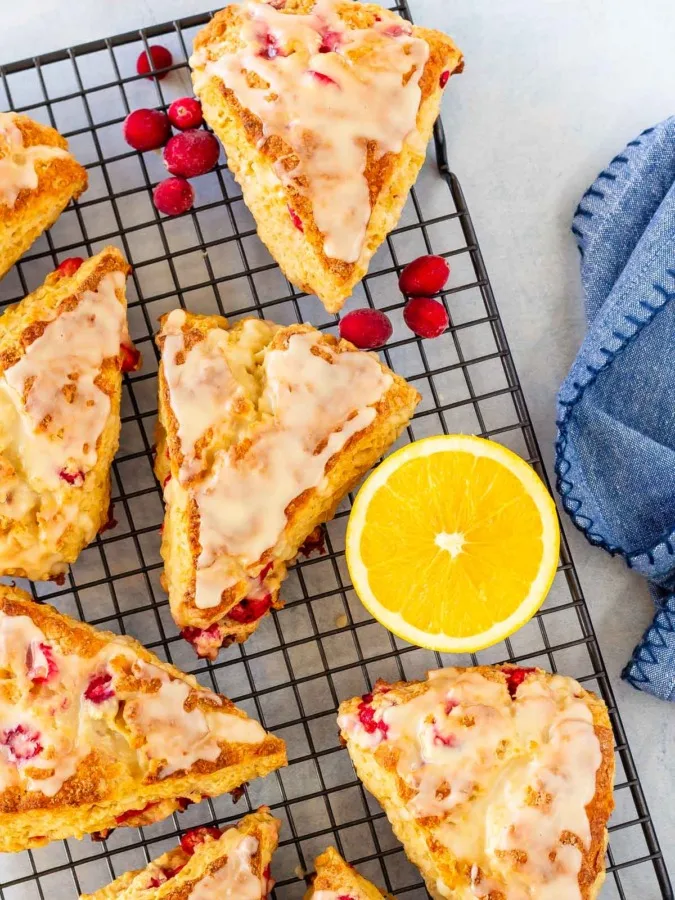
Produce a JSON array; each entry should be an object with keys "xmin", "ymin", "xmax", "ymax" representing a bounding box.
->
[{"xmin": 338, "ymin": 666, "xmax": 614, "ymax": 900}]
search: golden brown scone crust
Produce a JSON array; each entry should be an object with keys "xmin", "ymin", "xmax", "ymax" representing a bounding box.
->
[
  {"xmin": 155, "ymin": 312, "xmax": 420, "ymax": 655},
  {"xmin": 0, "ymin": 113, "xmax": 88, "ymax": 280},
  {"xmin": 338, "ymin": 665, "xmax": 615, "ymax": 900},
  {"xmin": 0, "ymin": 247, "xmax": 131, "ymax": 581},
  {"xmin": 305, "ymin": 846, "xmax": 390, "ymax": 900},
  {"xmin": 191, "ymin": 1, "xmax": 463, "ymax": 312},
  {"xmin": 0, "ymin": 586, "xmax": 287, "ymax": 853},
  {"xmin": 81, "ymin": 808, "xmax": 280, "ymax": 900}
]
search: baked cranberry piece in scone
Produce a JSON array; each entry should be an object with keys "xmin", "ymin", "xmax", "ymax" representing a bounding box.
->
[
  {"xmin": 155, "ymin": 310, "xmax": 419, "ymax": 659},
  {"xmin": 0, "ymin": 586, "xmax": 286, "ymax": 852},
  {"xmin": 190, "ymin": 0, "xmax": 463, "ymax": 313},
  {"xmin": 0, "ymin": 247, "xmax": 136, "ymax": 581},
  {"xmin": 305, "ymin": 847, "xmax": 388, "ymax": 900},
  {"xmin": 338, "ymin": 666, "xmax": 615, "ymax": 900},
  {"xmin": 0, "ymin": 112, "xmax": 88, "ymax": 280},
  {"xmin": 80, "ymin": 808, "xmax": 279, "ymax": 900}
]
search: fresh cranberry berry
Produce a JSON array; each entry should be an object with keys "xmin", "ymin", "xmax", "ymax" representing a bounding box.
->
[
  {"xmin": 149, "ymin": 873, "xmax": 168, "ymax": 888},
  {"xmin": 403, "ymin": 297, "xmax": 449, "ymax": 339},
  {"xmin": 339, "ymin": 308, "xmax": 393, "ymax": 350},
  {"xmin": 319, "ymin": 29, "xmax": 342, "ymax": 52},
  {"xmin": 259, "ymin": 32, "xmax": 285, "ymax": 60},
  {"xmin": 115, "ymin": 802, "xmax": 155, "ymax": 824},
  {"xmin": 230, "ymin": 783, "xmax": 247, "ymax": 803},
  {"xmin": 307, "ymin": 70, "xmax": 340, "ymax": 87},
  {"xmin": 176, "ymin": 797, "xmax": 195, "ymax": 812},
  {"xmin": 56, "ymin": 257, "xmax": 84, "ymax": 277},
  {"xmin": 168, "ymin": 97, "xmax": 203, "ymax": 130},
  {"xmin": 258, "ymin": 561, "xmax": 274, "ymax": 582},
  {"xmin": 502, "ymin": 666, "xmax": 536, "ymax": 698},
  {"xmin": 123, "ymin": 108, "xmax": 171, "ymax": 152},
  {"xmin": 99, "ymin": 502, "xmax": 117, "ymax": 534},
  {"xmin": 444, "ymin": 698, "xmax": 459, "ymax": 714},
  {"xmin": 26, "ymin": 642, "xmax": 58, "ymax": 684},
  {"xmin": 180, "ymin": 826, "xmax": 222, "ymax": 856},
  {"xmin": 228, "ymin": 594, "xmax": 272, "ymax": 624},
  {"xmin": 399, "ymin": 254, "xmax": 450, "ymax": 296},
  {"xmin": 153, "ymin": 176, "xmax": 195, "ymax": 217},
  {"xmin": 1, "ymin": 724, "xmax": 43, "ymax": 762},
  {"xmin": 59, "ymin": 469, "xmax": 85, "ymax": 486},
  {"xmin": 120, "ymin": 343, "xmax": 141, "ymax": 372},
  {"xmin": 164, "ymin": 130, "xmax": 220, "ymax": 178},
  {"xmin": 136, "ymin": 45, "xmax": 173, "ymax": 80},
  {"xmin": 263, "ymin": 864, "xmax": 275, "ymax": 895},
  {"xmin": 164, "ymin": 864, "xmax": 186, "ymax": 879},
  {"xmin": 440, "ymin": 70, "xmax": 450, "ymax": 88},
  {"xmin": 181, "ymin": 623, "xmax": 224, "ymax": 660},
  {"xmin": 299, "ymin": 526, "xmax": 325, "ymax": 557},
  {"xmin": 84, "ymin": 671, "xmax": 115, "ymax": 703},
  {"xmin": 288, "ymin": 205, "xmax": 304, "ymax": 232},
  {"xmin": 380, "ymin": 24, "xmax": 410, "ymax": 37},
  {"xmin": 356, "ymin": 697, "xmax": 388, "ymax": 737}
]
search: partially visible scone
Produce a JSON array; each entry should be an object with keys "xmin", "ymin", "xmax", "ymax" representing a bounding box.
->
[
  {"xmin": 306, "ymin": 847, "xmax": 389, "ymax": 900},
  {"xmin": 191, "ymin": 0, "xmax": 463, "ymax": 313},
  {"xmin": 155, "ymin": 310, "xmax": 420, "ymax": 658},
  {"xmin": 0, "ymin": 112, "xmax": 88, "ymax": 280},
  {"xmin": 338, "ymin": 665, "xmax": 615, "ymax": 900},
  {"xmin": 0, "ymin": 247, "xmax": 135, "ymax": 581},
  {"xmin": 0, "ymin": 585, "xmax": 287, "ymax": 852},
  {"xmin": 81, "ymin": 807, "xmax": 280, "ymax": 900}
]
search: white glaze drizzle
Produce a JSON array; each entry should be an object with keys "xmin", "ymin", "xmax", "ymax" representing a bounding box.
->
[
  {"xmin": 187, "ymin": 834, "xmax": 263, "ymax": 900},
  {"xmin": 339, "ymin": 669, "xmax": 603, "ymax": 900},
  {"xmin": 0, "ymin": 113, "xmax": 70, "ymax": 208},
  {"xmin": 0, "ymin": 610, "xmax": 267, "ymax": 797},
  {"xmin": 193, "ymin": 0, "xmax": 429, "ymax": 262}
]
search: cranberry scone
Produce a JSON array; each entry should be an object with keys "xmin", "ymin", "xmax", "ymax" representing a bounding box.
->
[
  {"xmin": 155, "ymin": 310, "xmax": 420, "ymax": 659},
  {"xmin": 0, "ymin": 247, "xmax": 137, "ymax": 581},
  {"xmin": 338, "ymin": 665, "xmax": 615, "ymax": 900},
  {"xmin": 0, "ymin": 112, "xmax": 88, "ymax": 280},
  {"xmin": 306, "ymin": 847, "xmax": 389, "ymax": 900},
  {"xmin": 0, "ymin": 585, "xmax": 287, "ymax": 853},
  {"xmin": 190, "ymin": 0, "xmax": 463, "ymax": 313},
  {"xmin": 81, "ymin": 808, "xmax": 280, "ymax": 900}
]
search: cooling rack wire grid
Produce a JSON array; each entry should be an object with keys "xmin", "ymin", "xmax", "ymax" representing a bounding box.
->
[{"xmin": 0, "ymin": 2, "xmax": 671, "ymax": 898}]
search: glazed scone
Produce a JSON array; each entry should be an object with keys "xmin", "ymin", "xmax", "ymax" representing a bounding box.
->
[
  {"xmin": 338, "ymin": 665, "xmax": 615, "ymax": 900},
  {"xmin": 0, "ymin": 247, "xmax": 136, "ymax": 581},
  {"xmin": 155, "ymin": 310, "xmax": 420, "ymax": 658},
  {"xmin": 190, "ymin": 0, "xmax": 463, "ymax": 313},
  {"xmin": 0, "ymin": 112, "xmax": 88, "ymax": 280},
  {"xmin": 306, "ymin": 847, "xmax": 389, "ymax": 900},
  {"xmin": 81, "ymin": 807, "xmax": 280, "ymax": 899},
  {"xmin": 0, "ymin": 585, "xmax": 287, "ymax": 853}
]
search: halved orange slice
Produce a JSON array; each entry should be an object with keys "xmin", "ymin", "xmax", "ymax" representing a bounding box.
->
[{"xmin": 346, "ymin": 435, "xmax": 560, "ymax": 652}]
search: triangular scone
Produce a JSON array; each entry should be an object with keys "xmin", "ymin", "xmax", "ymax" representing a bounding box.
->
[
  {"xmin": 190, "ymin": 0, "xmax": 463, "ymax": 313},
  {"xmin": 338, "ymin": 665, "xmax": 615, "ymax": 900},
  {"xmin": 0, "ymin": 112, "xmax": 88, "ymax": 280},
  {"xmin": 155, "ymin": 310, "xmax": 420, "ymax": 658},
  {"xmin": 0, "ymin": 247, "xmax": 134, "ymax": 581},
  {"xmin": 0, "ymin": 585, "xmax": 286, "ymax": 853},
  {"xmin": 306, "ymin": 847, "xmax": 389, "ymax": 900},
  {"xmin": 81, "ymin": 808, "xmax": 280, "ymax": 900}
]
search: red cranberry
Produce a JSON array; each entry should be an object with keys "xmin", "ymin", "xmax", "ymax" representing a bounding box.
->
[
  {"xmin": 163, "ymin": 864, "xmax": 186, "ymax": 880},
  {"xmin": 1, "ymin": 725, "xmax": 43, "ymax": 763},
  {"xmin": 153, "ymin": 176, "xmax": 195, "ymax": 216},
  {"xmin": 168, "ymin": 97, "xmax": 203, "ymax": 130},
  {"xmin": 99, "ymin": 502, "xmax": 117, "ymax": 534},
  {"xmin": 444, "ymin": 698, "xmax": 459, "ymax": 714},
  {"xmin": 380, "ymin": 24, "xmax": 409, "ymax": 37},
  {"xmin": 164, "ymin": 131, "xmax": 220, "ymax": 178},
  {"xmin": 59, "ymin": 469, "xmax": 85, "ymax": 486},
  {"xmin": 319, "ymin": 29, "xmax": 342, "ymax": 52},
  {"xmin": 288, "ymin": 205, "xmax": 304, "ymax": 232},
  {"xmin": 56, "ymin": 257, "xmax": 84, "ymax": 277},
  {"xmin": 228, "ymin": 594, "xmax": 272, "ymax": 624},
  {"xmin": 149, "ymin": 873, "xmax": 168, "ymax": 888},
  {"xmin": 403, "ymin": 297, "xmax": 449, "ymax": 339},
  {"xmin": 120, "ymin": 343, "xmax": 141, "ymax": 372},
  {"xmin": 26, "ymin": 642, "xmax": 58, "ymax": 684},
  {"xmin": 339, "ymin": 308, "xmax": 393, "ymax": 350},
  {"xmin": 440, "ymin": 70, "xmax": 451, "ymax": 88},
  {"xmin": 230, "ymin": 783, "xmax": 247, "ymax": 803},
  {"xmin": 136, "ymin": 45, "xmax": 173, "ymax": 80},
  {"xmin": 115, "ymin": 802, "xmax": 155, "ymax": 824},
  {"xmin": 163, "ymin": 473, "xmax": 172, "ymax": 488},
  {"xmin": 432, "ymin": 723, "xmax": 457, "ymax": 748},
  {"xmin": 259, "ymin": 33, "xmax": 285, "ymax": 60},
  {"xmin": 84, "ymin": 671, "xmax": 115, "ymax": 703},
  {"xmin": 179, "ymin": 826, "xmax": 221, "ymax": 856},
  {"xmin": 307, "ymin": 70, "xmax": 339, "ymax": 87},
  {"xmin": 502, "ymin": 666, "xmax": 536, "ymax": 698},
  {"xmin": 356, "ymin": 696, "xmax": 388, "ymax": 738},
  {"xmin": 399, "ymin": 254, "xmax": 450, "ymax": 296},
  {"xmin": 263, "ymin": 864, "xmax": 275, "ymax": 895},
  {"xmin": 181, "ymin": 623, "xmax": 224, "ymax": 660},
  {"xmin": 299, "ymin": 526, "xmax": 325, "ymax": 557},
  {"xmin": 123, "ymin": 108, "xmax": 171, "ymax": 152}
]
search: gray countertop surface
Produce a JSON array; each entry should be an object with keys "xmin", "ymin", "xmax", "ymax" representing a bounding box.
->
[{"xmin": 4, "ymin": 0, "xmax": 674, "ymax": 894}]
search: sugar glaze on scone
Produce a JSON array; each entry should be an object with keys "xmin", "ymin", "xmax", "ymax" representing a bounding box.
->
[
  {"xmin": 156, "ymin": 310, "xmax": 419, "ymax": 658},
  {"xmin": 0, "ymin": 248, "xmax": 133, "ymax": 581},
  {"xmin": 191, "ymin": 0, "xmax": 463, "ymax": 312},
  {"xmin": 338, "ymin": 665, "xmax": 615, "ymax": 900},
  {"xmin": 0, "ymin": 112, "xmax": 88, "ymax": 280},
  {"xmin": 0, "ymin": 585, "xmax": 286, "ymax": 852},
  {"xmin": 306, "ymin": 846, "xmax": 389, "ymax": 900},
  {"xmin": 81, "ymin": 807, "xmax": 280, "ymax": 900}
]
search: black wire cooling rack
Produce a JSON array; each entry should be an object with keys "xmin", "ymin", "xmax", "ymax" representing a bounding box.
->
[{"xmin": 0, "ymin": 2, "xmax": 671, "ymax": 899}]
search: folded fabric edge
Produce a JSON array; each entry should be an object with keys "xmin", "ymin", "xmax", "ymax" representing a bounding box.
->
[{"xmin": 622, "ymin": 593, "xmax": 675, "ymax": 701}]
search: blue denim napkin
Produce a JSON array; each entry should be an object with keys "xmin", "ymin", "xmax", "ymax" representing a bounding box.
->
[{"xmin": 555, "ymin": 116, "xmax": 675, "ymax": 702}]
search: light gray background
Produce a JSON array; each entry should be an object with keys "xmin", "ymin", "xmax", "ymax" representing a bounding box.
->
[{"xmin": 4, "ymin": 0, "xmax": 675, "ymax": 891}]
